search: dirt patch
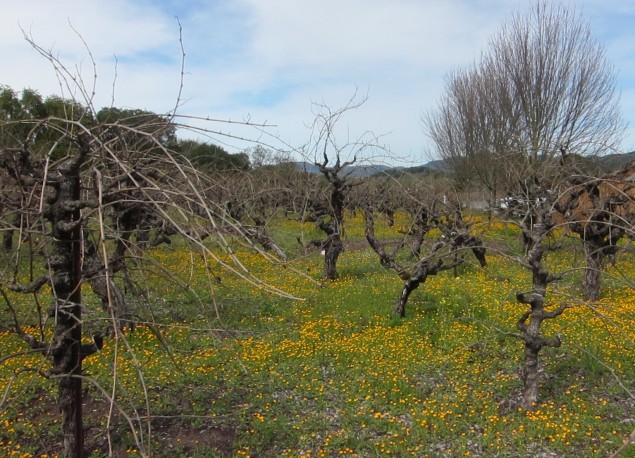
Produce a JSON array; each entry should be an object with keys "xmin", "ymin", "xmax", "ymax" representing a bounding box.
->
[
  {"xmin": 8, "ymin": 388, "xmax": 239, "ymax": 457},
  {"xmin": 152, "ymin": 418, "xmax": 237, "ymax": 456}
]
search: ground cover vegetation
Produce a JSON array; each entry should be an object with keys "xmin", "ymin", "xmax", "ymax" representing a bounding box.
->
[
  {"xmin": 1, "ymin": 1, "xmax": 635, "ymax": 457},
  {"xmin": 1, "ymin": 212, "xmax": 633, "ymax": 457}
]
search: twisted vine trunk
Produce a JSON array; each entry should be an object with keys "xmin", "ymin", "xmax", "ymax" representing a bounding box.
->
[
  {"xmin": 394, "ymin": 278, "xmax": 421, "ymax": 318},
  {"xmin": 46, "ymin": 137, "xmax": 90, "ymax": 457},
  {"xmin": 522, "ymin": 341, "xmax": 541, "ymax": 407},
  {"xmin": 516, "ymin": 292, "xmax": 562, "ymax": 408},
  {"xmin": 323, "ymin": 229, "xmax": 344, "ymax": 280},
  {"xmin": 518, "ymin": 310, "xmax": 563, "ymax": 408},
  {"xmin": 317, "ymin": 155, "xmax": 351, "ymax": 281},
  {"xmin": 516, "ymin": 201, "xmax": 567, "ymax": 410},
  {"xmin": 582, "ymin": 237, "xmax": 603, "ymax": 301},
  {"xmin": 318, "ymin": 194, "xmax": 345, "ymax": 280}
]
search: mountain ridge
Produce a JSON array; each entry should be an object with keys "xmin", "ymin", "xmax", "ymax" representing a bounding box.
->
[{"xmin": 292, "ymin": 151, "xmax": 635, "ymax": 177}]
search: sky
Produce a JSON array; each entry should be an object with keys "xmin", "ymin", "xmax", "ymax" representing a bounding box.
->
[{"xmin": 2, "ymin": 0, "xmax": 635, "ymax": 166}]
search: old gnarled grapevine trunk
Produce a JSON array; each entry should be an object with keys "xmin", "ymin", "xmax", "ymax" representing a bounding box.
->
[{"xmin": 45, "ymin": 135, "xmax": 90, "ymax": 457}]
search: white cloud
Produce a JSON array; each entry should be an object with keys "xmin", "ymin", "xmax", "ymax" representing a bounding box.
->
[
  {"xmin": 1, "ymin": 0, "xmax": 634, "ymax": 160},
  {"xmin": 0, "ymin": 0, "xmax": 181, "ymax": 108},
  {"xmin": 2, "ymin": 0, "xmax": 173, "ymax": 55}
]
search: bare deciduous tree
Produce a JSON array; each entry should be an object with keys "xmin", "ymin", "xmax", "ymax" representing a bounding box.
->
[
  {"xmin": 425, "ymin": 0, "xmax": 625, "ymax": 213},
  {"xmin": 426, "ymin": 0, "xmax": 626, "ymax": 411},
  {"xmin": 424, "ymin": 65, "xmax": 511, "ymax": 218}
]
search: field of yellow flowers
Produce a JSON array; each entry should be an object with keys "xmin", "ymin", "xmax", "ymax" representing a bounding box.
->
[{"xmin": 0, "ymin": 213, "xmax": 633, "ymax": 457}]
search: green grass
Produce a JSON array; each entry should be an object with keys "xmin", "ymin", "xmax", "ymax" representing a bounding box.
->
[{"xmin": 0, "ymin": 213, "xmax": 633, "ymax": 457}]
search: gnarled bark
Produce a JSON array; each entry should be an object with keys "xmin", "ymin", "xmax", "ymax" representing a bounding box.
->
[
  {"xmin": 582, "ymin": 237, "xmax": 603, "ymax": 301},
  {"xmin": 364, "ymin": 205, "xmax": 465, "ymax": 317},
  {"xmin": 515, "ymin": 193, "xmax": 570, "ymax": 409},
  {"xmin": 45, "ymin": 135, "xmax": 90, "ymax": 457}
]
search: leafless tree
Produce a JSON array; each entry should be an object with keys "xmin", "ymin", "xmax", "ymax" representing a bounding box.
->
[
  {"xmin": 424, "ymin": 0, "xmax": 625, "ymax": 213},
  {"xmin": 424, "ymin": 65, "xmax": 512, "ymax": 218},
  {"xmin": 426, "ymin": 0, "xmax": 626, "ymax": 411}
]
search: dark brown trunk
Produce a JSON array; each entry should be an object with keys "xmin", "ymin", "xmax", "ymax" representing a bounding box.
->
[
  {"xmin": 242, "ymin": 220, "xmax": 288, "ymax": 261},
  {"xmin": 394, "ymin": 277, "xmax": 423, "ymax": 318},
  {"xmin": 522, "ymin": 341, "xmax": 540, "ymax": 408},
  {"xmin": 3, "ymin": 213, "xmax": 21, "ymax": 251},
  {"xmin": 58, "ymin": 195, "xmax": 84, "ymax": 457},
  {"xmin": 394, "ymin": 282, "xmax": 414, "ymax": 318},
  {"xmin": 386, "ymin": 209, "xmax": 395, "ymax": 227},
  {"xmin": 471, "ymin": 246, "xmax": 487, "ymax": 268},
  {"xmin": 59, "ymin": 341, "xmax": 83, "ymax": 457},
  {"xmin": 317, "ymin": 161, "xmax": 348, "ymax": 280},
  {"xmin": 518, "ymin": 304, "xmax": 563, "ymax": 410},
  {"xmin": 519, "ymin": 296, "xmax": 545, "ymax": 409},
  {"xmin": 324, "ymin": 234, "xmax": 343, "ymax": 280},
  {"xmin": 453, "ymin": 252, "xmax": 459, "ymax": 277},
  {"xmin": 3, "ymin": 228, "xmax": 14, "ymax": 251},
  {"xmin": 410, "ymin": 232, "xmax": 425, "ymax": 259},
  {"xmin": 515, "ymin": 198, "xmax": 565, "ymax": 410},
  {"xmin": 583, "ymin": 238, "xmax": 602, "ymax": 301},
  {"xmin": 49, "ymin": 142, "xmax": 89, "ymax": 458}
]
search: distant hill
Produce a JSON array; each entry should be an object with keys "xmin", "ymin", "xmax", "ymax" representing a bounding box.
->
[
  {"xmin": 292, "ymin": 152, "xmax": 635, "ymax": 179},
  {"xmin": 419, "ymin": 159, "xmax": 450, "ymax": 171},
  {"xmin": 598, "ymin": 151, "xmax": 635, "ymax": 172},
  {"xmin": 294, "ymin": 162, "xmax": 321, "ymax": 174},
  {"xmin": 373, "ymin": 159, "xmax": 451, "ymax": 177},
  {"xmin": 345, "ymin": 164, "xmax": 393, "ymax": 177}
]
